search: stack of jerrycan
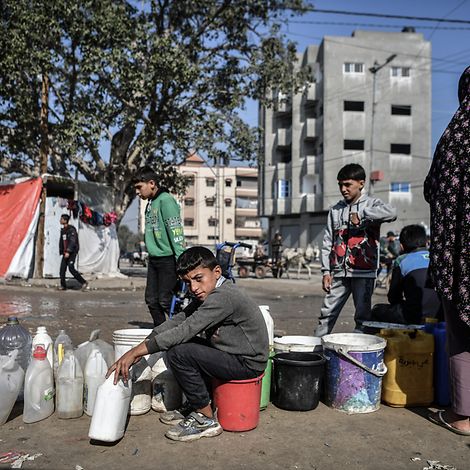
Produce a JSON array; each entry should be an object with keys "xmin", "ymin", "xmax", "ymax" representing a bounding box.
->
[{"xmin": 378, "ymin": 329, "xmax": 434, "ymax": 406}]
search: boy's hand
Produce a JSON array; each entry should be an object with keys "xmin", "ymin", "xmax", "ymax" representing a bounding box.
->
[
  {"xmin": 322, "ymin": 274, "xmax": 332, "ymax": 293},
  {"xmin": 350, "ymin": 212, "xmax": 360, "ymax": 226},
  {"xmin": 106, "ymin": 340, "xmax": 149, "ymax": 385}
]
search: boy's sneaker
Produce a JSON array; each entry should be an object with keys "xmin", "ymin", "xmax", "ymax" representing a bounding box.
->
[
  {"xmin": 165, "ymin": 412, "xmax": 223, "ymax": 442},
  {"xmin": 159, "ymin": 402, "xmax": 194, "ymax": 425}
]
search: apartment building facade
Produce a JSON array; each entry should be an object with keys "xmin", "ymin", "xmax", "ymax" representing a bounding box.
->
[
  {"xmin": 259, "ymin": 29, "xmax": 432, "ymax": 248},
  {"xmin": 138, "ymin": 153, "xmax": 262, "ymax": 246}
]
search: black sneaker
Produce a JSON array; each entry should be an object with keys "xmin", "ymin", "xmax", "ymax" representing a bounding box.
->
[
  {"xmin": 159, "ymin": 402, "xmax": 194, "ymax": 425},
  {"xmin": 165, "ymin": 412, "xmax": 223, "ymax": 442}
]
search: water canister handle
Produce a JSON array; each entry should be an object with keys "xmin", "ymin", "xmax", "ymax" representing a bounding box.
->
[{"xmin": 336, "ymin": 347, "xmax": 388, "ymax": 378}]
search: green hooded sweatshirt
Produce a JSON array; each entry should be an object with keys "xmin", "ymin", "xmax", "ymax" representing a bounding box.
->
[{"xmin": 144, "ymin": 190, "xmax": 185, "ymax": 258}]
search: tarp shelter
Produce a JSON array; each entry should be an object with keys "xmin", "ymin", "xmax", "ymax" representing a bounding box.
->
[{"xmin": 0, "ymin": 175, "xmax": 121, "ymax": 280}]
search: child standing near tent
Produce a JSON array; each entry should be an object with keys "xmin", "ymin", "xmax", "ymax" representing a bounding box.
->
[
  {"xmin": 59, "ymin": 214, "xmax": 88, "ymax": 291},
  {"xmin": 133, "ymin": 167, "xmax": 185, "ymax": 326}
]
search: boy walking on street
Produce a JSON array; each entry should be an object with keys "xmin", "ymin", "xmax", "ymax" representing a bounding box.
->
[
  {"xmin": 59, "ymin": 214, "xmax": 88, "ymax": 291},
  {"xmin": 314, "ymin": 164, "xmax": 396, "ymax": 337},
  {"xmin": 108, "ymin": 246, "xmax": 268, "ymax": 442},
  {"xmin": 133, "ymin": 167, "xmax": 185, "ymax": 326}
]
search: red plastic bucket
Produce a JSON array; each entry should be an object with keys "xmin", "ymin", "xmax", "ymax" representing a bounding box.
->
[{"xmin": 213, "ymin": 374, "xmax": 264, "ymax": 432}]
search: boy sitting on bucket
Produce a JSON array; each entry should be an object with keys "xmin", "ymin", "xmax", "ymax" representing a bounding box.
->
[{"xmin": 107, "ymin": 246, "xmax": 269, "ymax": 442}]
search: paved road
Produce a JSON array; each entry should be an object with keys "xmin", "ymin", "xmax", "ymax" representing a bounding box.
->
[{"xmin": 0, "ymin": 278, "xmax": 466, "ymax": 470}]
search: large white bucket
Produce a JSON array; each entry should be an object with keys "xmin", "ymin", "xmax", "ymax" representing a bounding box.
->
[
  {"xmin": 113, "ymin": 329, "xmax": 153, "ymax": 362},
  {"xmin": 274, "ymin": 336, "xmax": 323, "ymax": 354},
  {"xmin": 113, "ymin": 329, "xmax": 153, "ymax": 415}
]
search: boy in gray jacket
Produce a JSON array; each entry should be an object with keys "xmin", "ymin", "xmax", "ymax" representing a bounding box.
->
[
  {"xmin": 314, "ymin": 163, "xmax": 396, "ymax": 337},
  {"xmin": 108, "ymin": 246, "xmax": 268, "ymax": 442}
]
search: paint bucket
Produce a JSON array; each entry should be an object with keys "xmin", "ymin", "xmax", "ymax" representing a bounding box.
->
[
  {"xmin": 272, "ymin": 352, "xmax": 325, "ymax": 411},
  {"xmin": 260, "ymin": 351, "xmax": 274, "ymax": 410},
  {"xmin": 273, "ymin": 336, "xmax": 323, "ymax": 354},
  {"xmin": 213, "ymin": 374, "xmax": 264, "ymax": 432},
  {"xmin": 113, "ymin": 329, "xmax": 153, "ymax": 361},
  {"xmin": 113, "ymin": 329, "xmax": 153, "ymax": 415},
  {"xmin": 322, "ymin": 333, "xmax": 387, "ymax": 414}
]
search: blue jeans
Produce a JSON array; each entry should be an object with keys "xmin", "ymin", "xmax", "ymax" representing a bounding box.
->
[{"xmin": 314, "ymin": 277, "xmax": 375, "ymax": 337}]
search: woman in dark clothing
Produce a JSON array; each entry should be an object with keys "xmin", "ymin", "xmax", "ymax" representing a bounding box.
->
[{"xmin": 424, "ymin": 66, "xmax": 470, "ymax": 435}]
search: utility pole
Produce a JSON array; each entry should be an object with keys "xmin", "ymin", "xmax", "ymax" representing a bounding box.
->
[
  {"xmin": 368, "ymin": 54, "xmax": 396, "ymax": 195},
  {"xmin": 34, "ymin": 73, "xmax": 49, "ymax": 278}
]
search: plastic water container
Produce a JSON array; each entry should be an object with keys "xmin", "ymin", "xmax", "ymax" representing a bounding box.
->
[
  {"xmin": 32, "ymin": 327, "xmax": 53, "ymax": 368},
  {"xmin": 23, "ymin": 345, "xmax": 54, "ymax": 423},
  {"xmin": 56, "ymin": 350, "xmax": 83, "ymax": 419},
  {"xmin": 379, "ymin": 329, "xmax": 434, "ymax": 407},
  {"xmin": 0, "ymin": 350, "xmax": 25, "ymax": 425},
  {"xmin": 147, "ymin": 353, "xmax": 182, "ymax": 413},
  {"xmin": 0, "ymin": 317, "xmax": 32, "ymax": 379},
  {"xmin": 53, "ymin": 330, "xmax": 73, "ymax": 377},
  {"xmin": 84, "ymin": 349, "xmax": 108, "ymax": 416},
  {"xmin": 88, "ymin": 375, "xmax": 132, "ymax": 442},
  {"xmin": 259, "ymin": 305, "xmax": 274, "ymax": 347}
]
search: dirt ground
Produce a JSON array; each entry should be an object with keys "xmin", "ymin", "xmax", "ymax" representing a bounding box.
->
[{"xmin": 0, "ymin": 275, "xmax": 468, "ymax": 470}]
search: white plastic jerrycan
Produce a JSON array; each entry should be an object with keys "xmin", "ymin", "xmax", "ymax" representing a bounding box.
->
[
  {"xmin": 56, "ymin": 349, "xmax": 83, "ymax": 419},
  {"xmin": 32, "ymin": 326, "xmax": 53, "ymax": 368},
  {"xmin": 0, "ymin": 350, "xmax": 25, "ymax": 425},
  {"xmin": 259, "ymin": 305, "xmax": 274, "ymax": 348},
  {"xmin": 88, "ymin": 375, "xmax": 132, "ymax": 442},
  {"xmin": 23, "ymin": 345, "xmax": 54, "ymax": 423},
  {"xmin": 84, "ymin": 348, "xmax": 107, "ymax": 416}
]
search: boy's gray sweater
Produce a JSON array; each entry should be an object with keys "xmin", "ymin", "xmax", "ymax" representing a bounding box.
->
[{"xmin": 145, "ymin": 280, "xmax": 269, "ymax": 372}]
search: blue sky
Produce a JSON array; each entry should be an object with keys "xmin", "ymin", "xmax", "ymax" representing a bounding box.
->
[{"xmin": 122, "ymin": 0, "xmax": 469, "ymax": 231}]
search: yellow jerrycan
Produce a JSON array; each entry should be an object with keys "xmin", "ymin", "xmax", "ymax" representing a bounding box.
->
[{"xmin": 378, "ymin": 329, "xmax": 434, "ymax": 407}]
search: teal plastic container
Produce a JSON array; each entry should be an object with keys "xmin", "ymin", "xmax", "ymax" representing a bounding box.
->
[{"xmin": 260, "ymin": 351, "xmax": 274, "ymax": 410}]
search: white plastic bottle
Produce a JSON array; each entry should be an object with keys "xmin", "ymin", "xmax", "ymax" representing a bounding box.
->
[
  {"xmin": 88, "ymin": 375, "xmax": 132, "ymax": 442},
  {"xmin": 0, "ymin": 350, "xmax": 25, "ymax": 425},
  {"xmin": 53, "ymin": 330, "xmax": 73, "ymax": 377},
  {"xmin": 84, "ymin": 349, "xmax": 107, "ymax": 416},
  {"xmin": 32, "ymin": 327, "xmax": 53, "ymax": 368},
  {"xmin": 56, "ymin": 350, "xmax": 83, "ymax": 419},
  {"xmin": 23, "ymin": 345, "xmax": 54, "ymax": 423},
  {"xmin": 259, "ymin": 305, "xmax": 274, "ymax": 348}
]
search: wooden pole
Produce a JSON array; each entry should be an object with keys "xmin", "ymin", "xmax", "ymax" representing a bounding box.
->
[{"xmin": 34, "ymin": 73, "xmax": 49, "ymax": 278}]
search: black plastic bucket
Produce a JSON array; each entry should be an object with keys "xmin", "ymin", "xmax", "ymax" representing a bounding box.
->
[{"xmin": 272, "ymin": 352, "xmax": 326, "ymax": 411}]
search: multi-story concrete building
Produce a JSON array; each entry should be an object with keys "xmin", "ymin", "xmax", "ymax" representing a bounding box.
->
[
  {"xmin": 259, "ymin": 29, "xmax": 431, "ymax": 248},
  {"xmin": 139, "ymin": 153, "xmax": 262, "ymax": 246}
]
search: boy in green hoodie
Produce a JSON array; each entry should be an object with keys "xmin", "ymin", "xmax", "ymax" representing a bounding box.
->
[{"xmin": 133, "ymin": 167, "xmax": 185, "ymax": 326}]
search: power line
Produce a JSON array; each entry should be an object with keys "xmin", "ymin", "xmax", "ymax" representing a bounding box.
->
[
  {"xmin": 289, "ymin": 20, "xmax": 470, "ymax": 31},
  {"xmin": 298, "ymin": 7, "xmax": 470, "ymax": 25}
]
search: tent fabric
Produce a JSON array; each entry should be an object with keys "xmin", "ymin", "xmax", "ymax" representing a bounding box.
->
[
  {"xmin": 77, "ymin": 221, "xmax": 121, "ymax": 276},
  {"xmin": 0, "ymin": 178, "xmax": 42, "ymax": 277}
]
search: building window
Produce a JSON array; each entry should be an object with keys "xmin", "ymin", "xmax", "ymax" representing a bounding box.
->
[
  {"xmin": 344, "ymin": 63, "xmax": 364, "ymax": 74},
  {"xmin": 390, "ymin": 143, "xmax": 411, "ymax": 155},
  {"xmin": 184, "ymin": 198, "xmax": 194, "ymax": 206},
  {"xmin": 184, "ymin": 218, "xmax": 194, "ymax": 227},
  {"xmin": 225, "ymin": 178, "xmax": 232, "ymax": 187},
  {"xmin": 344, "ymin": 101, "xmax": 364, "ymax": 112},
  {"xmin": 205, "ymin": 197, "xmax": 215, "ymax": 207},
  {"xmin": 390, "ymin": 182, "xmax": 410, "ymax": 193},
  {"xmin": 224, "ymin": 198, "xmax": 232, "ymax": 207},
  {"xmin": 206, "ymin": 178, "xmax": 215, "ymax": 187},
  {"xmin": 344, "ymin": 139, "xmax": 365, "ymax": 151},
  {"xmin": 278, "ymin": 179, "xmax": 290, "ymax": 199},
  {"xmin": 391, "ymin": 105, "xmax": 411, "ymax": 116},
  {"xmin": 185, "ymin": 175, "xmax": 195, "ymax": 186},
  {"xmin": 391, "ymin": 66, "xmax": 410, "ymax": 77},
  {"xmin": 208, "ymin": 235, "xmax": 219, "ymax": 240},
  {"xmin": 208, "ymin": 218, "xmax": 218, "ymax": 227}
]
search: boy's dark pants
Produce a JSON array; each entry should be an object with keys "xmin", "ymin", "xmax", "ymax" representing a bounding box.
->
[
  {"xmin": 166, "ymin": 339, "xmax": 259, "ymax": 410},
  {"xmin": 60, "ymin": 253, "xmax": 86, "ymax": 288},
  {"xmin": 145, "ymin": 255, "xmax": 177, "ymax": 327}
]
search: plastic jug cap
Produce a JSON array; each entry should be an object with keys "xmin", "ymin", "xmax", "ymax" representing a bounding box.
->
[
  {"xmin": 33, "ymin": 345, "xmax": 47, "ymax": 359},
  {"xmin": 7, "ymin": 316, "xmax": 19, "ymax": 325},
  {"xmin": 37, "ymin": 326, "xmax": 47, "ymax": 333}
]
